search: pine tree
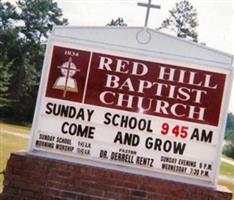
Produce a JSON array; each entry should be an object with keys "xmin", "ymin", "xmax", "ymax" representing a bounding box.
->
[
  {"xmin": 159, "ymin": 0, "xmax": 198, "ymax": 42},
  {"xmin": 226, "ymin": 113, "xmax": 234, "ymax": 131},
  {"xmin": 0, "ymin": 1, "xmax": 19, "ymax": 110},
  {"xmin": 0, "ymin": 1, "xmax": 18, "ymax": 30},
  {"xmin": 18, "ymin": 0, "xmax": 68, "ymax": 44},
  {"xmin": 0, "ymin": 0, "xmax": 68, "ymax": 122},
  {"xmin": 106, "ymin": 17, "xmax": 127, "ymax": 27},
  {"xmin": 0, "ymin": 61, "xmax": 13, "ymax": 108}
]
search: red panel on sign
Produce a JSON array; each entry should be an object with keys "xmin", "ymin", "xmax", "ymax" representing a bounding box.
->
[
  {"xmin": 46, "ymin": 46, "xmax": 90, "ymax": 102},
  {"xmin": 46, "ymin": 46, "xmax": 226, "ymax": 126}
]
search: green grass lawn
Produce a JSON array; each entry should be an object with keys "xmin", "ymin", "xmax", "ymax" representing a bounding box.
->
[
  {"xmin": 219, "ymin": 161, "xmax": 234, "ymax": 200},
  {"xmin": 0, "ymin": 133, "xmax": 28, "ymax": 192},
  {"xmin": 0, "ymin": 122, "xmax": 31, "ymax": 135},
  {"xmin": 220, "ymin": 161, "xmax": 234, "ymax": 178},
  {"xmin": 0, "ymin": 122, "xmax": 234, "ymax": 198}
]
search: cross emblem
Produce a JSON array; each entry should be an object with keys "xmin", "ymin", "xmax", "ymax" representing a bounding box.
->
[
  {"xmin": 138, "ymin": 0, "xmax": 161, "ymax": 28},
  {"xmin": 53, "ymin": 57, "xmax": 80, "ymax": 98}
]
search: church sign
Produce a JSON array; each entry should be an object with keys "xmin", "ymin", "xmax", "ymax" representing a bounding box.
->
[{"xmin": 28, "ymin": 27, "xmax": 233, "ymax": 188}]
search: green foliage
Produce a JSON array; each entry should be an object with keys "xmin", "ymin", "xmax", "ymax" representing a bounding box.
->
[
  {"xmin": 0, "ymin": 61, "xmax": 13, "ymax": 108},
  {"xmin": 106, "ymin": 17, "xmax": 127, "ymax": 27},
  {"xmin": 0, "ymin": 0, "xmax": 68, "ymax": 122},
  {"xmin": 226, "ymin": 113, "xmax": 234, "ymax": 131},
  {"xmin": 224, "ymin": 113, "xmax": 234, "ymax": 159},
  {"xmin": 223, "ymin": 130, "xmax": 234, "ymax": 159},
  {"xmin": 18, "ymin": 0, "xmax": 68, "ymax": 43},
  {"xmin": 223, "ymin": 145, "xmax": 234, "ymax": 159},
  {"xmin": 0, "ymin": 1, "xmax": 19, "ymax": 30},
  {"xmin": 0, "ymin": 3, "xmax": 21, "ymax": 109},
  {"xmin": 225, "ymin": 130, "xmax": 234, "ymax": 143},
  {"xmin": 159, "ymin": 0, "xmax": 198, "ymax": 42}
]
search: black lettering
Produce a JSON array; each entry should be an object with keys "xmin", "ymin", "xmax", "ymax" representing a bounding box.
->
[
  {"xmin": 201, "ymin": 130, "xmax": 213, "ymax": 143},
  {"xmin": 62, "ymin": 122, "xmax": 95, "ymax": 138},
  {"xmin": 123, "ymin": 133, "xmax": 139, "ymax": 146},
  {"xmin": 76, "ymin": 108, "xmax": 85, "ymax": 120},
  {"xmin": 89, "ymin": 127, "xmax": 95, "ymax": 139},
  {"xmin": 120, "ymin": 115, "xmax": 128, "ymax": 128},
  {"xmin": 99, "ymin": 150, "xmax": 108, "ymax": 159},
  {"xmin": 45, "ymin": 102, "xmax": 53, "ymax": 114},
  {"xmin": 173, "ymin": 142, "xmax": 186, "ymax": 155},
  {"xmin": 60, "ymin": 105, "xmax": 69, "ymax": 117},
  {"xmin": 112, "ymin": 114, "xmax": 120, "ymax": 126},
  {"xmin": 53, "ymin": 103, "xmax": 61, "ymax": 116},
  {"xmin": 76, "ymin": 124, "xmax": 94, "ymax": 139},
  {"xmin": 190, "ymin": 128, "xmax": 213, "ymax": 143},
  {"xmin": 61, "ymin": 122, "xmax": 69, "ymax": 134},
  {"xmin": 56, "ymin": 137, "xmax": 71, "ymax": 145},
  {"xmin": 163, "ymin": 141, "xmax": 172, "ymax": 152},
  {"xmin": 87, "ymin": 109, "xmax": 94, "ymax": 121},
  {"xmin": 69, "ymin": 123, "xmax": 77, "ymax": 135},
  {"xmin": 36, "ymin": 140, "xmax": 54, "ymax": 148},
  {"xmin": 114, "ymin": 131, "xmax": 123, "ymax": 144},
  {"xmin": 132, "ymin": 134, "xmax": 140, "ymax": 146},
  {"xmin": 124, "ymin": 132, "xmax": 132, "ymax": 144},
  {"xmin": 129, "ymin": 117, "xmax": 137, "ymax": 129},
  {"xmin": 68, "ymin": 106, "xmax": 76, "ymax": 118},
  {"xmin": 190, "ymin": 128, "xmax": 199, "ymax": 141},
  {"xmin": 110, "ymin": 152, "xmax": 116, "ymax": 160},
  {"xmin": 103, "ymin": 113, "xmax": 153, "ymax": 132},
  {"xmin": 145, "ymin": 137, "xmax": 153, "ymax": 149},
  {"xmin": 145, "ymin": 138, "xmax": 185, "ymax": 155},
  {"xmin": 149, "ymin": 159, "xmax": 154, "ymax": 167},
  {"xmin": 114, "ymin": 131, "xmax": 139, "ymax": 146},
  {"xmin": 104, "ymin": 112, "xmax": 111, "ymax": 125},
  {"xmin": 154, "ymin": 138, "xmax": 162, "ymax": 151},
  {"xmin": 138, "ymin": 119, "xmax": 146, "ymax": 131},
  {"xmin": 147, "ymin": 120, "xmax": 153, "ymax": 132}
]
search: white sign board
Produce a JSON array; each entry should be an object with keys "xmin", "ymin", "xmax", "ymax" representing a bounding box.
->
[{"xmin": 29, "ymin": 27, "xmax": 233, "ymax": 188}]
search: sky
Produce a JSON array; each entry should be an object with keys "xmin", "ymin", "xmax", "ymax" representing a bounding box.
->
[
  {"xmin": 56, "ymin": 0, "xmax": 234, "ymax": 113},
  {"xmin": 4, "ymin": 0, "xmax": 234, "ymax": 113},
  {"xmin": 56, "ymin": 0, "xmax": 234, "ymax": 53}
]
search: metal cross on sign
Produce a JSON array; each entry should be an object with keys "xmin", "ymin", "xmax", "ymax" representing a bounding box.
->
[{"xmin": 138, "ymin": 0, "xmax": 161, "ymax": 28}]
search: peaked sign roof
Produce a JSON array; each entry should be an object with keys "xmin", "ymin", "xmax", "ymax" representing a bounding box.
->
[{"xmin": 52, "ymin": 26, "xmax": 233, "ymax": 69}]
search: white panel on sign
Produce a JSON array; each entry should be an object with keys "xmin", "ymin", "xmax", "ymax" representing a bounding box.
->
[{"xmin": 28, "ymin": 26, "xmax": 233, "ymax": 188}]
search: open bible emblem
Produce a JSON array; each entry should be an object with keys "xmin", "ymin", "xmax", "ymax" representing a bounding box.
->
[{"xmin": 53, "ymin": 57, "xmax": 80, "ymax": 97}]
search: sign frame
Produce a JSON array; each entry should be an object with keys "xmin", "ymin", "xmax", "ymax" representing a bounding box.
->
[{"xmin": 28, "ymin": 27, "xmax": 234, "ymax": 188}]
